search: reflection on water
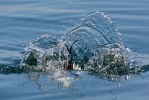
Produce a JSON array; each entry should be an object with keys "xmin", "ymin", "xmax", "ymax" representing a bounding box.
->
[
  {"xmin": 18, "ymin": 70, "xmax": 147, "ymax": 100},
  {"xmin": 1, "ymin": 67, "xmax": 149, "ymax": 100},
  {"xmin": 19, "ymin": 71, "xmax": 121, "ymax": 99}
]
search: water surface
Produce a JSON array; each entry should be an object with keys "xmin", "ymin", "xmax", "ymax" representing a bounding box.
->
[{"xmin": 0, "ymin": 0, "xmax": 149, "ymax": 100}]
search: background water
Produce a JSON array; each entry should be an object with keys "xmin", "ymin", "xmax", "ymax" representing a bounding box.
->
[{"xmin": 0, "ymin": 0, "xmax": 149, "ymax": 100}]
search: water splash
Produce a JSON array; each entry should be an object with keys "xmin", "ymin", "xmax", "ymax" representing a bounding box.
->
[
  {"xmin": 20, "ymin": 34, "xmax": 63, "ymax": 70},
  {"xmin": 61, "ymin": 12, "xmax": 123, "ymax": 69},
  {"xmin": 18, "ymin": 12, "xmax": 142, "ymax": 80},
  {"xmin": 61, "ymin": 12, "xmax": 139, "ymax": 73}
]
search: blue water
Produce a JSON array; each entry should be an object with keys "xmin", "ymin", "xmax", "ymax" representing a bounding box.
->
[{"xmin": 0, "ymin": 0, "xmax": 149, "ymax": 100}]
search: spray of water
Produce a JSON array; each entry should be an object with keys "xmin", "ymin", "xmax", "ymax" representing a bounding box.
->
[{"xmin": 18, "ymin": 11, "xmax": 141, "ymax": 82}]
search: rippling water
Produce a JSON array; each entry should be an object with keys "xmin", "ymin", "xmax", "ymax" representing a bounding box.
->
[{"xmin": 0, "ymin": 0, "xmax": 149, "ymax": 100}]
